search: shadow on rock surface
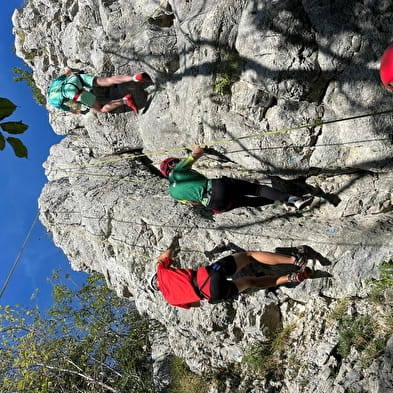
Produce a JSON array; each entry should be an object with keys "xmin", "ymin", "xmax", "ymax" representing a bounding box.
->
[{"xmin": 270, "ymin": 175, "xmax": 342, "ymax": 207}]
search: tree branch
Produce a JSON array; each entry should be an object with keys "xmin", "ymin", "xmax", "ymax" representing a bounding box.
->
[{"xmin": 34, "ymin": 363, "xmax": 120, "ymax": 393}]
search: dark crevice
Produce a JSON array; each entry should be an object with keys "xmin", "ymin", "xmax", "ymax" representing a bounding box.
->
[
  {"xmin": 330, "ymin": 344, "xmax": 343, "ymax": 376},
  {"xmin": 148, "ymin": 3, "xmax": 175, "ymax": 28}
]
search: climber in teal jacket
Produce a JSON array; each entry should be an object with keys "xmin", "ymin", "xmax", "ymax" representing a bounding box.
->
[{"xmin": 48, "ymin": 67, "xmax": 151, "ymax": 114}]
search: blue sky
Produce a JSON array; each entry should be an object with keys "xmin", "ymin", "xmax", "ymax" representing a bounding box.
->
[{"xmin": 0, "ymin": 0, "xmax": 87, "ymax": 310}]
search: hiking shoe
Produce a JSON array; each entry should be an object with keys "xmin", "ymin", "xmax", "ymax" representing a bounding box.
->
[
  {"xmin": 293, "ymin": 252, "xmax": 307, "ymax": 269},
  {"xmin": 288, "ymin": 269, "xmax": 309, "ymax": 283},
  {"xmin": 132, "ymin": 72, "xmax": 152, "ymax": 83},
  {"xmin": 290, "ymin": 196, "xmax": 313, "ymax": 210},
  {"xmin": 123, "ymin": 93, "xmax": 138, "ymax": 114}
]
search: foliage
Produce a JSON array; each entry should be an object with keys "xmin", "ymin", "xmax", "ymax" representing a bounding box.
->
[
  {"xmin": 337, "ymin": 315, "xmax": 375, "ymax": 358},
  {"xmin": 167, "ymin": 356, "xmax": 209, "ymax": 393},
  {"xmin": 213, "ymin": 73, "xmax": 236, "ymax": 96},
  {"xmin": 367, "ymin": 260, "xmax": 393, "ymax": 302},
  {"xmin": 13, "ymin": 66, "xmax": 46, "ymax": 106},
  {"xmin": 329, "ymin": 262, "xmax": 393, "ymax": 366},
  {"xmin": 213, "ymin": 47, "xmax": 239, "ymax": 96},
  {"xmin": 0, "ymin": 272, "xmax": 154, "ymax": 393},
  {"xmin": 243, "ymin": 324, "xmax": 295, "ymax": 377},
  {"xmin": 327, "ymin": 298, "xmax": 350, "ymax": 324},
  {"xmin": 0, "ymin": 97, "xmax": 28, "ymax": 158},
  {"xmin": 336, "ymin": 311, "xmax": 393, "ymax": 367}
]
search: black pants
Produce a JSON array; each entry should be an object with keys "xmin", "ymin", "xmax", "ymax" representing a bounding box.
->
[
  {"xmin": 198, "ymin": 255, "xmax": 239, "ymax": 304},
  {"xmin": 206, "ymin": 177, "xmax": 290, "ymax": 211}
]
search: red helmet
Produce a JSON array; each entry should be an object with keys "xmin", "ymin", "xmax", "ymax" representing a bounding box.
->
[
  {"xmin": 160, "ymin": 157, "xmax": 179, "ymax": 177},
  {"xmin": 380, "ymin": 43, "xmax": 393, "ymax": 91}
]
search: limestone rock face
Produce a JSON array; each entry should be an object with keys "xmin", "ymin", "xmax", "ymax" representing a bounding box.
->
[{"xmin": 13, "ymin": 0, "xmax": 393, "ymax": 391}]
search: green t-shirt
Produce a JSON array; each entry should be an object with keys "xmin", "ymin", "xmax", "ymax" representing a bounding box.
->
[{"xmin": 169, "ymin": 156, "xmax": 210, "ymax": 204}]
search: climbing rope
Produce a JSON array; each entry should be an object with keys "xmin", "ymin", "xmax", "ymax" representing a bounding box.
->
[
  {"xmin": 47, "ymin": 219, "xmax": 152, "ymax": 261},
  {"xmin": 0, "ymin": 213, "xmax": 40, "ymax": 298},
  {"xmin": 44, "ymin": 107, "xmax": 393, "ymax": 261},
  {"xmin": 53, "ymin": 107, "xmax": 393, "ymax": 173}
]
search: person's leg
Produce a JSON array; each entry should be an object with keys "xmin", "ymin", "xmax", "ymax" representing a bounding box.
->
[
  {"xmin": 209, "ymin": 252, "xmax": 308, "ymax": 298},
  {"xmin": 223, "ymin": 177, "xmax": 313, "ymax": 210},
  {"xmin": 75, "ymin": 77, "xmax": 126, "ymax": 113},
  {"xmin": 94, "ymin": 73, "xmax": 151, "ymax": 87},
  {"xmin": 233, "ymin": 274, "xmax": 290, "ymax": 292},
  {"xmin": 211, "ymin": 177, "xmax": 287, "ymax": 209},
  {"xmin": 219, "ymin": 178, "xmax": 289, "ymax": 200},
  {"xmin": 256, "ymin": 185, "xmax": 290, "ymax": 201},
  {"xmin": 229, "ymin": 251, "xmax": 296, "ymax": 273},
  {"xmin": 94, "ymin": 75, "xmax": 134, "ymax": 86},
  {"xmin": 91, "ymin": 95, "xmax": 138, "ymax": 114},
  {"xmin": 232, "ymin": 195, "xmax": 272, "ymax": 209},
  {"xmin": 207, "ymin": 177, "xmax": 270, "ymax": 211},
  {"xmin": 233, "ymin": 267, "xmax": 309, "ymax": 292},
  {"xmin": 92, "ymin": 98, "xmax": 123, "ymax": 113}
]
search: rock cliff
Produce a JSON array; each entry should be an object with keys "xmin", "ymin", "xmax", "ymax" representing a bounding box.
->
[{"xmin": 13, "ymin": 0, "xmax": 393, "ymax": 392}]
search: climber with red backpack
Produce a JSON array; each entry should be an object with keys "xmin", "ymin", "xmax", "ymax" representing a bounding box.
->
[
  {"xmin": 148, "ymin": 244, "xmax": 309, "ymax": 309},
  {"xmin": 160, "ymin": 144, "xmax": 313, "ymax": 213},
  {"xmin": 47, "ymin": 67, "xmax": 151, "ymax": 114}
]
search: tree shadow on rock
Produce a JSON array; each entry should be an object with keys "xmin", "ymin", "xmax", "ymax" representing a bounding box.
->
[
  {"xmin": 202, "ymin": 147, "xmax": 237, "ymax": 164},
  {"xmin": 270, "ymin": 175, "xmax": 341, "ymax": 207},
  {"xmin": 204, "ymin": 242, "xmax": 246, "ymax": 260},
  {"xmin": 186, "ymin": 204, "xmax": 215, "ymax": 221}
]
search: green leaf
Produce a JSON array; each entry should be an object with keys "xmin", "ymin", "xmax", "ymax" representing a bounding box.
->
[
  {"xmin": 6, "ymin": 137, "xmax": 28, "ymax": 158},
  {"xmin": 0, "ymin": 132, "xmax": 5, "ymax": 150},
  {"xmin": 0, "ymin": 121, "xmax": 28, "ymax": 134},
  {"xmin": 0, "ymin": 98, "xmax": 17, "ymax": 121}
]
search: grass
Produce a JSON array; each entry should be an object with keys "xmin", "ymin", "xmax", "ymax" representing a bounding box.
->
[
  {"xmin": 333, "ymin": 310, "xmax": 393, "ymax": 367},
  {"xmin": 367, "ymin": 260, "xmax": 393, "ymax": 303},
  {"xmin": 337, "ymin": 315, "xmax": 375, "ymax": 358},
  {"xmin": 242, "ymin": 324, "xmax": 295, "ymax": 377},
  {"xmin": 326, "ymin": 261, "xmax": 393, "ymax": 366},
  {"xmin": 167, "ymin": 356, "xmax": 209, "ymax": 393},
  {"xmin": 328, "ymin": 298, "xmax": 351, "ymax": 324}
]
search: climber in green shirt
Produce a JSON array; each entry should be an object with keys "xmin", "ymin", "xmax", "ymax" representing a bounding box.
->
[
  {"xmin": 168, "ymin": 155, "xmax": 211, "ymax": 205},
  {"xmin": 160, "ymin": 144, "xmax": 313, "ymax": 213}
]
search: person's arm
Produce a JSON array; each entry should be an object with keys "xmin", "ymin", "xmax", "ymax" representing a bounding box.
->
[
  {"xmin": 155, "ymin": 248, "xmax": 174, "ymax": 264},
  {"xmin": 64, "ymin": 66, "xmax": 73, "ymax": 78},
  {"xmin": 175, "ymin": 144, "xmax": 204, "ymax": 171},
  {"xmin": 191, "ymin": 143, "xmax": 204, "ymax": 160}
]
